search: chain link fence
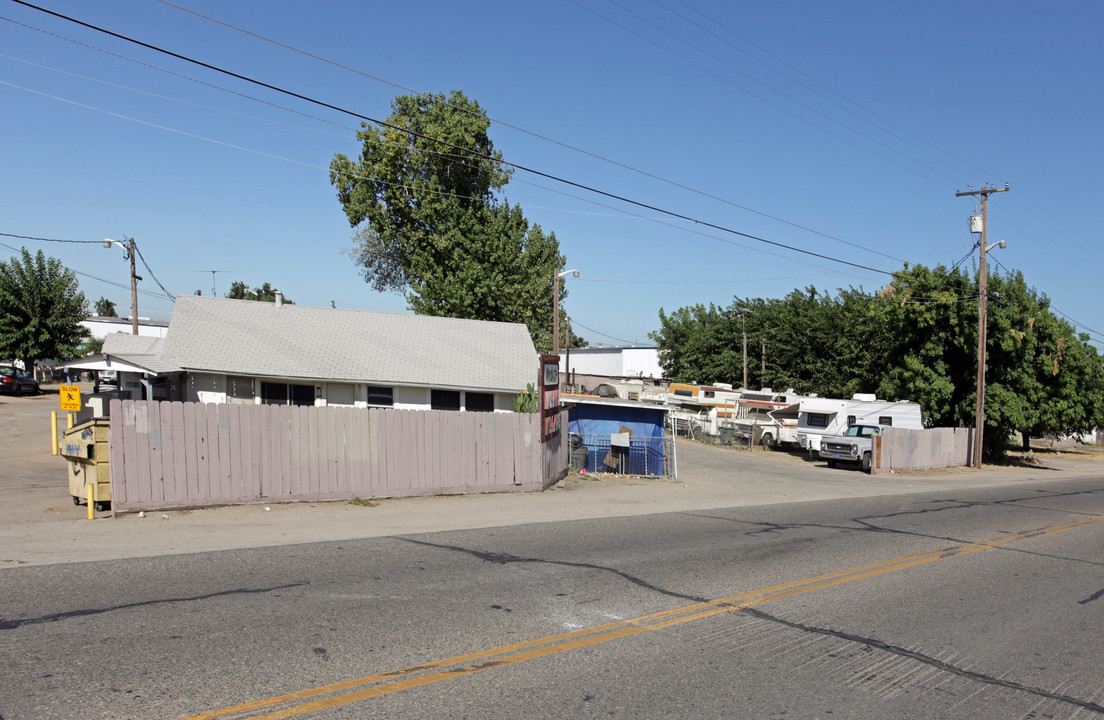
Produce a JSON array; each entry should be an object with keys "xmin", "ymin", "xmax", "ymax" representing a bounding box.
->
[{"xmin": 567, "ymin": 433, "xmax": 673, "ymax": 477}]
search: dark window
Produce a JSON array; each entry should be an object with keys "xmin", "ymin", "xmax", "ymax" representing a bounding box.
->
[
  {"xmin": 465, "ymin": 392, "xmax": 494, "ymax": 412},
  {"xmin": 702, "ymin": 390, "xmax": 715, "ymax": 398},
  {"xmin": 673, "ymin": 387, "xmax": 694, "ymax": 397},
  {"xmin": 806, "ymin": 413, "xmax": 829, "ymax": 428},
  {"xmin": 261, "ymin": 381, "xmax": 315, "ymax": 407},
  {"xmin": 846, "ymin": 415, "xmax": 857, "ymax": 427},
  {"xmin": 291, "ymin": 384, "xmax": 315, "ymax": 406},
  {"xmin": 431, "ymin": 389, "xmax": 461, "ymax": 411},
  {"xmin": 878, "ymin": 416, "xmax": 893, "ymax": 426},
  {"xmin": 261, "ymin": 381, "xmax": 287, "ymax": 406},
  {"xmin": 365, "ymin": 386, "xmax": 394, "ymax": 407}
]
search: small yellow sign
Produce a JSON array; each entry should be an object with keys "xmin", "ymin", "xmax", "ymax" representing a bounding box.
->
[{"xmin": 59, "ymin": 384, "xmax": 82, "ymax": 412}]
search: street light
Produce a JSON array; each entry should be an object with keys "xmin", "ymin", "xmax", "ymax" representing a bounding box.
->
[
  {"xmin": 103, "ymin": 237, "xmax": 141, "ymax": 335},
  {"xmin": 552, "ymin": 267, "xmax": 579, "ymax": 356}
]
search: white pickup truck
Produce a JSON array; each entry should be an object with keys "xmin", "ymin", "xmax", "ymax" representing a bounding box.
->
[{"xmin": 819, "ymin": 424, "xmax": 884, "ymax": 473}]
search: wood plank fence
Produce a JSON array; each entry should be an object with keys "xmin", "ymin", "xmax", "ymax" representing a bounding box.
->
[
  {"xmin": 873, "ymin": 427, "xmax": 975, "ymax": 473},
  {"xmin": 108, "ymin": 399, "xmax": 567, "ymax": 512}
]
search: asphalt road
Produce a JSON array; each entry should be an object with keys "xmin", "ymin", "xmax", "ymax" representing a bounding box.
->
[{"xmin": 3, "ymin": 477, "xmax": 1103, "ymax": 719}]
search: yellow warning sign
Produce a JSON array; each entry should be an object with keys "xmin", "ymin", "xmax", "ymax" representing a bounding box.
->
[{"xmin": 59, "ymin": 384, "xmax": 81, "ymax": 412}]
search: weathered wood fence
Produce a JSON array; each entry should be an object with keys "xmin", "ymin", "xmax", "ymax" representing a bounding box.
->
[
  {"xmin": 108, "ymin": 399, "xmax": 567, "ymax": 512},
  {"xmin": 873, "ymin": 427, "xmax": 974, "ymax": 473}
]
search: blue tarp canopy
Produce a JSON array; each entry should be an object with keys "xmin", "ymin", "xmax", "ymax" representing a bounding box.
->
[{"xmin": 567, "ymin": 402, "xmax": 664, "ymax": 439}]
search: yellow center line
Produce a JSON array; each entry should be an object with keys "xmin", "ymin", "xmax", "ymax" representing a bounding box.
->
[{"xmin": 184, "ymin": 514, "xmax": 1104, "ymax": 720}]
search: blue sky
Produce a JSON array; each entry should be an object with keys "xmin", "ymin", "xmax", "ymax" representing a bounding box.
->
[{"xmin": 2, "ymin": 0, "xmax": 1102, "ymax": 350}]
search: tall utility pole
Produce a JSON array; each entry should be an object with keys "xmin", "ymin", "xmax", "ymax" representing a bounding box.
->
[
  {"xmin": 103, "ymin": 237, "xmax": 142, "ymax": 335},
  {"xmin": 127, "ymin": 237, "xmax": 139, "ymax": 335},
  {"xmin": 955, "ymin": 184, "xmax": 1009, "ymax": 468},
  {"xmin": 736, "ymin": 307, "xmax": 751, "ymax": 389}
]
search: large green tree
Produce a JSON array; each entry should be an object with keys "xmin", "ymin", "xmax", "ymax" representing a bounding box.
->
[
  {"xmin": 651, "ymin": 263, "xmax": 1104, "ymax": 459},
  {"xmin": 330, "ymin": 91, "xmax": 567, "ymax": 350},
  {"xmin": 0, "ymin": 248, "xmax": 89, "ymax": 370}
]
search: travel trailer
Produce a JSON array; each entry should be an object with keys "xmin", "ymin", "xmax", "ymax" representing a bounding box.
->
[
  {"xmin": 722, "ymin": 388, "xmax": 803, "ymax": 448},
  {"xmin": 665, "ymin": 383, "xmax": 742, "ymax": 436},
  {"xmin": 795, "ymin": 394, "xmax": 923, "ymax": 451}
]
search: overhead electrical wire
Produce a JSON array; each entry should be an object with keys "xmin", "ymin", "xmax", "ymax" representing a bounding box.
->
[
  {"xmin": 9, "ymin": 0, "xmax": 910, "ymax": 281},
  {"xmin": 152, "ymin": 0, "xmax": 908, "ymax": 266},
  {"xmin": 7, "ymin": 1, "xmax": 1083, "ymax": 317},
  {"xmin": 664, "ymin": 0, "xmax": 994, "ymax": 182}
]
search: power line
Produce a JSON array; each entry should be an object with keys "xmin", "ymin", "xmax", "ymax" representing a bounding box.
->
[
  {"xmin": 0, "ymin": 231, "xmax": 101, "ymax": 244},
  {"xmin": 11, "ymin": 0, "xmax": 905, "ymax": 279}
]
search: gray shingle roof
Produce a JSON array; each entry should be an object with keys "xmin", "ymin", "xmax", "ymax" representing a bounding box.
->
[
  {"xmin": 100, "ymin": 334, "xmax": 182, "ymax": 374},
  {"xmin": 160, "ymin": 296, "xmax": 538, "ymax": 392}
]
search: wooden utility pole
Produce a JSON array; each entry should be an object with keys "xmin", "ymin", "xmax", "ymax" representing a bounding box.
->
[{"xmin": 955, "ymin": 185, "xmax": 1009, "ymax": 468}]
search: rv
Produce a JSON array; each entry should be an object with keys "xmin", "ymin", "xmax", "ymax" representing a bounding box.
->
[
  {"xmin": 665, "ymin": 383, "xmax": 741, "ymax": 437},
  {"xmin": 795, "ymin": 394, "xmax": 923, "ymax": 451},
  {"xmin": 722, "ymin": 388, "xmax": 803, "ymax": 448}
]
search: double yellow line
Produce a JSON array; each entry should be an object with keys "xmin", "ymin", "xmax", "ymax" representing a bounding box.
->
[{"xmin": 185, "ymin": 513, "xmax": 1104, "ymax": 720}]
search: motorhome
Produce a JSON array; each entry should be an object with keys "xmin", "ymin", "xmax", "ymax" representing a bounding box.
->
[{"xmin": 795, "ymin": 394, "xmax": 923, "ymax": 451}]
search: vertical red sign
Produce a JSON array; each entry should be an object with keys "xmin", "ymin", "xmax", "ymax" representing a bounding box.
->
[{"xmin": 539, "ymin": 354, "xmax": 560, "ymax": 442}]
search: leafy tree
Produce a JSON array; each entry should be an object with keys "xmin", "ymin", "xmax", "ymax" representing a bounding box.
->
[
  {"xmin": 330, "ymin": 90, "xmax": 567, "ymax": 350},
  {"xmin": 78, "ymin": 337, "xmax": 104, "ymax": 356},
  {"xmin": 94, "ymin": 296, "xmax": 117, "ymax": 317},
  {"xmin": 650, "ymin": 262, "xmax": 1104, "ymax": 461},
  {"xmin": 226, "ymin": 281, "xmax": 293, "ymax": 304},
  {"xmin": 0, "ymin": 248, "xmax": 89, "ymax": 370}
]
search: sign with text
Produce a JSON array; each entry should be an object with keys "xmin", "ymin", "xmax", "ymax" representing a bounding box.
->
[
  {"xmin": 59, "ymin": 384, "xmax": 81, "ymax": 412},
  {"xmin": 540, "ymin": 354, "xmax": 560, "ymax": 442}
]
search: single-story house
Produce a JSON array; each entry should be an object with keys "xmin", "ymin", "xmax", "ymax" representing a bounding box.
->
[{"xmin": 62, "ymin": 295, "xmax": 539, "ymax": 413}]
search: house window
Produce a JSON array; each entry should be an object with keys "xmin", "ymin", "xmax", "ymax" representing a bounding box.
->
[
  {"xmin": 465, "ymin": 392, "xmax": 494, "ymax": 412},
  {"xmin": 431, "ymin": 389, "xmax": 461, "ymax": 411},
  {"xmin": 365, "ymin": 386, "xmax": 393, "ymax": 407},
  {"xmin": 261, "ymin": 381, "xmax": 316, "ymax": 407},
  {"xmin": 878, "ymin": 416, "xmax": 893, "ymax": 426},
  {"xmin": 806, "ymin": 413, "xmax": 829, "ymax": 428},
  {"xmin": 847, "ymin": 415, "xmax": 857, "ymax": 427},
  {"xmin": 227, "ymin": 375, "xmax": 254, "ymax": 404}
]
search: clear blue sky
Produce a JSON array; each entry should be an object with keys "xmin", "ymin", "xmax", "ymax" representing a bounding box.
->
[{"xmin": 3, "ymin": 0, "xmax": 1102, "ymax": 350}]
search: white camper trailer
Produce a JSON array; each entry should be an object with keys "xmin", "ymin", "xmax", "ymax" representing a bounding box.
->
[
  {"xmin": 795, "ymin": 394, "xmax": 923, "ymax": 451},
  {"xmin": 722, "ymin": 389, "xmax": 804, "ymax": 448}
]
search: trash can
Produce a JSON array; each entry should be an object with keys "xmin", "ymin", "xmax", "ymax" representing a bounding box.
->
[
  {"xmin": 569, "ymin": 434, "xmax": 589, "ymax": 471},
  {"xmin": 719, "ymin": 427, "xmax": 734, "ymax": 445},
  {"xmin": 60, "ymin": 418, "xmax": 111, "ymax": 511}
]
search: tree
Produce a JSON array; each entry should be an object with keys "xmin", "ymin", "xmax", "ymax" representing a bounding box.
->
[
  {"xmin": 330, "ymin": 91, "xmax": 566, "ymax": 350},
  {"xmin": 94, "ymin": 296, "xmax": 117, "ymax": 317},
  {"xmin": 650, "ymin": 262, "xmax": 1104, "ymax": 460},
  {"xmin": 0, "ymin": 248, "xmax": 89, "ymax": 370},
  {"xmin": 226, "ymin": 281, "xmax": 293, "ymax": 304}
]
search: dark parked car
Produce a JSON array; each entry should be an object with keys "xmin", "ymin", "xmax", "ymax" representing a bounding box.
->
[{"xmin": 0, "ymin": 367, "xmax": 40, "ymax": 395}]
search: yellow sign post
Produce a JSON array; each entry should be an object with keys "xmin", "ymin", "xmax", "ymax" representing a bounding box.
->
[{"xmin": 59, "ymin": 384, "xmax": 82, "ymax": 412}]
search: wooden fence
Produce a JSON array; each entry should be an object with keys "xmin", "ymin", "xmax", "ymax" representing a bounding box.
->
[
  {"xmin": 108, "ymin": 399, "xmax": 567, "ymax": 512},
  {"xmin": 873, "ymin": 427, "xmax": 974, "ymax": 473}
]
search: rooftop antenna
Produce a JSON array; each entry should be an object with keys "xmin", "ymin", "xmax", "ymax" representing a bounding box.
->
[{"xmin": 196, "ymin": 270, "xmax": 231, "ymax": 297}]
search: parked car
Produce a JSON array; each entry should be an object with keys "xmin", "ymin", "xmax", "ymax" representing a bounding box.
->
[
  {"xmin": 819, "ymin": 424, "xmax": 884, "ymax": 472},
  {"xmin": 0, "ymin": 367, "xmax": 40, "ymax": 395}
]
